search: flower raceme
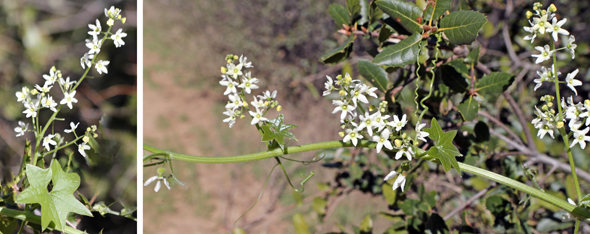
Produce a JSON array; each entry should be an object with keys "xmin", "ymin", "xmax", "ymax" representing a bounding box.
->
[{"xmin": 13, "ymin": 6, "xmax": 127, "ymax": 159}]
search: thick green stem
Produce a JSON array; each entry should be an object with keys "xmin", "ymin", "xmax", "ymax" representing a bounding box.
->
[
  {"xmin": 144, "ymin": 140, "xmax": 590, "ymax": 220},
  {"xmin": 0, "ymin": 207, "xmax": 86, "ymax": 234}
]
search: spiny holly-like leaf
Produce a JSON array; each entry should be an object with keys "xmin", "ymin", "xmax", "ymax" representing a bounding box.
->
[
  {"xmin": 376, "ymin": 0, "xmax": 423, "ymax": 33},
  {"xmin": 320, "ymin": 35, "xmax": 355, "ymax": 64},
  {"xmin": 329, "ymin": 4, "xmax": 350, "ymax": 26},
  {"xmin": 457, "ymin": 95, "xmax": 479, "ymax": 121},
  {"xmin": 358, "ymin": 59, "xmax": 389, "ymax": 92},
  {"xmin": 424, "ymin": 118, "xmax": 462, "ymax": 173},
  {"xmin": 16, "ymin": 161, "xmax": 92, "ymax": 231},
  {"xmin": 475, "ymin": 72, "xmax": 514, "ymax": 95},
  {"xmin": 439, "ymin": 11, "xmax": 487, "ymax": 45},
  {"xmin": 373, "ymin": 33, "xmax": 421, "ymax": 67},
  {"xmin": 261, "ymin": 114, "xmax": 298, "ymax": 150},
  {"xmin": 423, "ymin": 0, "xmax": 452, "ymax": 22}
]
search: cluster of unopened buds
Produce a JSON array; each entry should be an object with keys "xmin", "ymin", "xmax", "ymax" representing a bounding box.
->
[
  {"xmin": 219, "ymin": 54, "xmax": 281, "ymax": 128},
  {"xmin": 323, "ymin": 74, "xmax": 430, "ymax": 192},
  {"xmin": 526, "ymin": 3, "xmax": 590, "ymax": 149},
  {"xmin": 14, "ymin": 6, "xmax": 126, "ymax": 158}
]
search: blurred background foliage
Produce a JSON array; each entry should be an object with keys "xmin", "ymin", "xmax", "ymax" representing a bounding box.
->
[
  {"xmin": 141, "ymin": 0, "xmax": 590, "ymax": 233},
  {"xmin": 0, "ymin": 0, "xmax": 137, "ymax": 233}
]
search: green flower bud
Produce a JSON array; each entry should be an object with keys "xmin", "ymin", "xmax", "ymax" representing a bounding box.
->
[
  {"xmin": 338, "ymin": 131, "xmax": 345, "ymax": 137},
  {"xmin": 157, "ymin": 167, "xmax": 166, "ymax": 176},
  {"xmin": 548, "ymin": 4, "xmax": 557, "ymax": 12},
  {"xmin": 526, "ymin": 11, "xmax": 533, "ymax": 18},
  {"xmin": 556, "ymin": 121, "xmax": 564, "ymax": 129},
  {"xmin": 221, "ymin": 66, "xmax": 228, "ymax": 74}
]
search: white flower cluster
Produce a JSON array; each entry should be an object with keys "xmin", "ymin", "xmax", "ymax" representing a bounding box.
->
[
  {"xmin": 219, "ymin": 54, "xmax": 281, "ymax": 128},
  {"xmin": 527, "ymin": 3, "xmax": 590, "ymax": 149},
  {"xmin": 323, "ymin": 73, "xmax": 430, "ymax": 192},
  {"xmin": 14, "ymin": 6, "xmax": 125, "ymax": 158}
]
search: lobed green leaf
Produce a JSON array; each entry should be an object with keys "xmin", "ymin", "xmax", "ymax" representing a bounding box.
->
[{"xmin": 424, "ymin": 118, "xmax": 462, "ymax": 173}]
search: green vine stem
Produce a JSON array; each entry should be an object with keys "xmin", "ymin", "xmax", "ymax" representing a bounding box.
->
[
  {"xmin": 144, "ymin": 141, "xmax": 590, "ymax": 220},
  {"xmin": 0, "ymin": 207, "xmax": 86, "ymax": 234}
]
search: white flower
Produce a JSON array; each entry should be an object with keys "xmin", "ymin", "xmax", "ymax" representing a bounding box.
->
[
  {"xmin": 86, "ymin": 38, "xmax": 102, "ymax": 55},
  {"xmin": 533, "ymin": 65, "xmax": 560, "ymax": 91},
  {"xmin": 373, "ymin": 129, "xmax": 393, "ymax": 153},
  {"xmin": 238, "ymin": 55, "xmax": 253, "ymax": 68},
  {"xmin": 111, "ymin": 29, "xmax": 127, "ymax": 48},
  {"xmin": 238, "ymin": 73, "xmax": 259, "ymax": 94},
  {"xmin": 42, "ymin": 134, "xmax": 57, "ymax": 151},
  {"xmin": 523, "ymin": 21, "xmax": 537, "ymax": 43},
  {"xmin": 249, "ymin": 108, "xmax": 268, "ymax": 125},
  {"xmin": 104, "ymin": 6, "xmax": 121, "ymax": 19},
  {"xmin": 537, "ymin": 123, "xmax": 555, "ymax": 139},
  {"xmin": 372, "ymin": 112, "xmax": 389, "ymax": 132},
  {"xmin": 566, "ymin": 35, "xmax": 577, "ymax": 59},
  {"xmin": 59, "ymin": 77, "xmax": 75, "ymax": 91},
  {"xmin": 14, "ymin": 121, "xmax": 28, "ymax": 137},
  {"xmin": 565, "ymin": 69, "xmax": 581, "ymax": 96},
  {"xmin": 531, "ymin": 14, "xmax": 550, "ymax": 34},
  {"xmin": 41, "ymin": 96, "xmax": 57, "ymax": 112},
  {"xmin": 144, "ymin": 175, "xmax": 170, "ymax": 192},
  {"xmin": 95, "ymin": 60, "xmax": 110, "ymax": 74},
  {"xmin": 343, "ymin": 128, "xmax": 363, "ymax": 146},
  {"xmin": 384, "ymin": 171, "xmax": 406, "ymax": 192},
  {"xmin": 332, "ymin": 99, "xmax": 356, "ymax": 121},
  {"xmin": 358, "ymin": 111, "xmax": 376, "ymax": 136},
  {"xmin": 570, "ymin": 127, "xmax": 590, "ymax": 149},
  {"xmin": 42, "ymin": 69, "xmax": 58, "ymax": 85},
  {"xmin": 78, "ymin": 142, "xmax": 91, "ymax": 157},
  {"xmin": 35, "ymin": 83, "xmax": 52, "ymax": 94},
  {"xmin": 222, "ymin": 109, "xmax": 237, "ymax": 128},
  {"xmin": 64, "ymin": 122, "xmax": 79, "ymax": 133},
  {"xmin": 219, "ymin": 77, "xmax": 238, "ymax": 95},
  {"xmin": 323, "ymin": 76, "xmax": 334, "ymax": 96},
  {"xmin": 416, "ymin": 123, "xmax": 429, "ymax": 142},
  {"xmin": 23, "ymin": 101, "xmax": 38, "ymax": 118},
  {"xmin": 395, "ymin": 145, "xmax": 414, "ymax": 161},
  {"xmin": 389, "ymin": 114, "xmax": 407, "ymax": 132},
  {"xmin": 258, "ymin": 90, "xmax": 277, "ymax": 100},
  {"xmin": 365, "ymin": 87, "xmax": 378, "ymax": 99},
  {"xmin": 250, "ymin": 96, "xmax": 265, "ymax": 109},
  {"xmin": 88, "ymin": 19, "xmax": 102, "ymax": 37},
  {"xmin": 546, "ymin": 17, "xmax": 568, "ymax": 42},
  {"xmin": 225, "ymin": 93, "xmax": 242, "ymax": 110},
  {"xmin": 60, "ymin": 91, "xmax": 78, "ymax": 109},
  {"xmin": 531, "ymin": 45, "xmax": 553, "ymax": 64},
  {"xmin": 80, "ymin": 53, "xmax": 94, "ymax": 69},
  {"xmin": 15, "ymin": 87, "xmax": 29, "ymax": 103},
  {"xmin": 351, "ymin": 84, "xmax": 369, "ymax": 106},
  {"xmin": 226, "ymin": 63, "xmax": 243, "ymax": 79}
]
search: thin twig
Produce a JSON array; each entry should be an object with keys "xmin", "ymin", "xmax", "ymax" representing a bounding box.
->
[
  {"xmin": 443, "ymin": 183, "xmax": 497, "ymax": 221},
  {"xmin": 503, "ymin": 93, "xmax": 538, "ymax": 153},
  {"xmin": 478, "ymin": 111, "xmax": 524, "ymax": 145}
]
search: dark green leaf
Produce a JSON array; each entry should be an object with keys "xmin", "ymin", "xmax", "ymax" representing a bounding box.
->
[
  {"xmin": 376, "ymin": 0, "xmax": 423, "ymax": 33},
  {"xmin": 440, "ymin": 61, "xmax": 469, "ymax": 92},
  {"xmin": 536, "ymin": 218, "xmax": 574, "ymax": 233},
  {"xmin": 373, "ymin": 33, "xmax": 421, "ymax": 67},
  {"xmin": 424, "ymin": 0, "xmax": 452, "ymax": 23},
  {"xmin": 424, "ymin": 118, "xmax": 462, "ymax": 173},
  {"xmin": 378, "ymin": 25, "xmax": 394, "ymax": 44},
  {"xmin": 320, "ymin": 36, "xmax": 355, "ymax": 64},
  {"xmin": 261, "ymin": 114, "xmax": 298, "ymax": 150},
  {"xmin": 474, "ymin": 121, "xmax": 490, "ymax": 142},
  {"xmin": 439, "ymin": 11, "xmax": 487, "ymax": 45},
  {"xmin": 15, "ymin": 161, "xmax": 92, "ymax": 231},
  {"xmin": 399, "ymin": 199, "xmax": 419, "ymax": 215},
  {"xmin": 457, "ymin": 95, "xmax": 479, "ymax": 121},
  {"xmin": 329, "ymin": 4, "xmax": 350, "ymax": 26},
  {"xmin": 475, "ymin": 72, "xmax": 514, "ymax": 95},
  {"xmin": 347, "ymin": 0, "xmax": 362, "ymax": 20},
  {"xmin": 425, "ymin": 213, "xmax": 449, "ymax": 234},
  {"xmin": 457, "ymin": 0, "xmax": 470, "ymax": 10},
  {"xmin": 464, "ymin": 46, "xmax": 481, "ymax": 67},
  {"xmin": 368, "ymin": 0, "xmax": 384, "ymax": 25},
  {"xmin": 360, "ymin": 215, "xmax": 373, "ymax": 233},
  {"xmin": 358, "ymin": 59, "xmax": 389, "ymax": 92},
  {"xmin": 485, "ymin": 195, "xmax": 510, "ymax": 214}
]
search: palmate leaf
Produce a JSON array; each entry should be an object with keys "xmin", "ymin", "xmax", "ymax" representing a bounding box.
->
[
  {"xmin": 16, "ymin": 161, "xmax": 92, "ymax": 231},
  {"xmin": 424, "ymin": 118, "xmax": 462, "ymax": 173},
  {"xmin": 439, "ymin": 11, "xmax": 487, "ymax": 45},
  {"xmin": 261, "ymin": 114, "xmax": 298, "ymax": 150}
]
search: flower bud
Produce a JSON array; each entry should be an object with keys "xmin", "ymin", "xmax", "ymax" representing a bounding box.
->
[
  {"xmin": 233, "ymin": 55, "xmax": 238, "ymax": 60},
  {"xmin": 31, "ymin": 89, "xmax": 38, "ymax": 95},
  {"xmin": 157, "ymin": 167, "xmax": 166, "ymax": 176},
  {"xmin": 394, "ymin": 139, "xmax": 403, "ymax": 148},
  {"xmin": 369, "ymin": 105, "xmax": 375, "ymax": 112},
  {"xmin": 584, "ymin": 99, "xmax": 590, "ymax": 107},
  {"xmin": 547, "ymin": 102, "xmax": 553, "ymax": 107},
  {"xmin": 227, "ymin": 59, "xmax": 232, "ymax": 64},
  {"xmin": 276, "ymin": 105, "xmax": 282, "ymax": 111},
  {"xmin": 87, "ymin": 127, "xmax": 91, "ymax": 132},
  {"xmin": 92, "ymin": 125, "xmax": 97, "ymax": 131},
  {"xmin": 107, "ymin": 18, "xmax": 115, "ymax": 26},
  {"xmin": 380, "ymin": 108, "xmax": 386, "ymax": 113},
  {"xmin": 121, "ymin": 17, "xmax": 127, "ymax": 24},
  {"xmin": 242, "ymin": 102, "xmax": 248, "ymax": 107},
  {"xmin": 345, "ymin": 75, "xmax": 352, "ymax": 82},
  {"xmin": 526, "ymin": 11, "xmax": 533, "ymax": 18},
  {"xmin": 83, "ymin": 136, "xmax": 90, "ymax": 142},
  {"xmin": 556, "ymin": 121, "xmax": 564, "ymax": 129},
  {"xmin": 542, "ymin": 105, "xmax": 548, "ymax": 111},
  {"xmin": 221, "ymin": 67, "xmax": 228, "ymax": 74},
  {"xmin": 93, "ymin": 133, "xmax": 98, "ymax": 138},
  {"xmin": 336, "ymin": 74, "xmax": 343, "ymax": 80},
  {"xmin": 541, "ymin": 10, "xmax": 546, "ymax": 16},
  {"xmin": 240, "ymin": 114, "xmax": 245, "ymax": 119},
  {"xmin": 339, "ymin": 90, "xmax": 346, "ymax": 96},
  {"xmin": 548, "ymin": 4, "xmax": 557, "ymax": 12},
  {"xmin": 338, "ymin": 131, "xmax": 345, "ymax": 137}
]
